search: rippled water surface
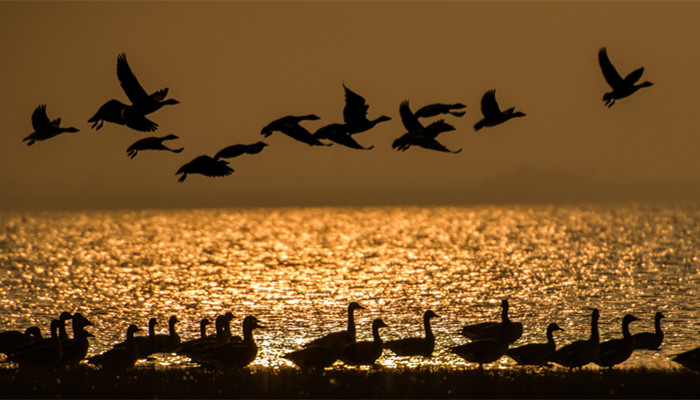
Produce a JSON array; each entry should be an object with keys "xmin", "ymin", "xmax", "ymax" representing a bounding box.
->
[{"xmin": 1, "ymin": 205, "xmax": 698, "ymax": 369}]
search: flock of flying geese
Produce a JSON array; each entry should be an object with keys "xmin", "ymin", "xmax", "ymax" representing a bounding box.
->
[
  {"xmin": 22, "ymin": 48, "xmax": 652, "ymax": 182},
  {"xmin": 1, "ymin": 300, "xmax": 698, "ymax": 373}
]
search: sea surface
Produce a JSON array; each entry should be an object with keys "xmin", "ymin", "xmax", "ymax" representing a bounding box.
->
[{"xmin": 0, "ymin": 205, "xmax": 698, "ymax": 370}]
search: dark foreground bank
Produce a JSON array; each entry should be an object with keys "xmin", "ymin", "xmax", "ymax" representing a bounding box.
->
[{"xmin": 0, "ymin": 366, "xmax": 698, "ymax": 399}]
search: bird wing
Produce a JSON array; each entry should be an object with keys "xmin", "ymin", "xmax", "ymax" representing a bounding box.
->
[
  {"xmin": 126, "ymin": 114, "xmax": 158, "ymax": 132},
  {"xmin": 480, "ymin": 90, "xmax": 501, "ymax": 119},
  {"xmin": 31, "ymin": 105, "xmax": 52, "ymax": 131},
  {"xmin": 117, "ymin": 53, "xmax": 151, "ymax": 106},
  {"xmin": 343, "ymin": 84, "xmax": 369, "ymax": 124},
  {"xmin": 417, "ymin": 137, "xmax": 460, "ymax": 153},
  {"xmin": 424, "ymin": 119, "xmax": 455, "ymax": 139},
  {"xmin": 201, "ymin": 158, "xmax": 234, "ymax": 177},
  {"xmin": 399, "ymin": 101, "xmax": 423, "ymax": 131},
  {"xmin": 624, "ymin": 67, "xmax": 645, "ymax": 85},
  {"xmin": 598, "ymin": 47, "xmax": 624, "ymax": 89},
  {"xmin": 150, "ymin": 88, "xmax": 169, "ymax": 101}
]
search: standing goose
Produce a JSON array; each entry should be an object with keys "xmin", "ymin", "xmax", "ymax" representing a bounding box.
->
[
  {"xmin": 23, "ymin": 105, "xmax": 79, "ymax": 146},
  {"xmin": 283, "ymin": 344, "xmax": 340, "ymax": 371},
  {"xmin": 261, "ymin": 114, "xmax": 329, "ymax": 146},
  {"xmin": 506, "ymin": 323, "xmax": 564, "ymax": 366},
  {"xmin": 179, "ymin": 314, "xmax": 233, "ymax": 359},
  {"xmin": 57, "ymin": 312, "xmax": 74, "ymax": 341},
  {"xmin": 473, "ymin": 90, "xmax": 525, "ymax": 131},
  {"xmin": 126, "ymin": 134, "xmax": 183, "ymax": 159},
  {"xmin": 459, "ymin": 299, "xmax": 523, "ymax": 344},
  {"xmin": 214, "ymin": 142, "xmax": 268, "ymax": 160},
  {"xmin": 414, "ymin": 103, "xmax": 467, "ymax": 119},
  {"xmin": 340, "ymin": 318, "xmax": 389, "ymax": 366},
  {"xmin": 152, "ymin": 315, "xmax": 181, "ymax": 354},
  {"xmin": 598, "ymin": 47, "xmax": 653, "ymax": 107},
  {"xmin": 633, "ymin": 311, "xmax": 665, "ymax": 350},
  {"xmin": 116, "ymin": 53, "xmax": 180, "ymax": 115},
  {"xmin": 342, "ymin": 83, "xmax": 391, "ymax": 134},
  {"xmin": 117, "ymin": 317, "xmax": 159, "ymax": 359},
  {"xmin": 87, "ymin": 325, "xmax": 142, "ymax": 371},
  {"xmin": 61, "ymin": 313, "xmax": 94, "ymax": 366},
  {"xmin": 392, "ymin": 101, "xmax": 460, "ymax": 153},
  {"xmin": 175, "ymin": 318, "xmax": 211, "ymax": 355},
  {"xmin": 547, "ymin": 308, "xmax": 600, "ymax": 369},
  {"xmin": 313, "ymin": 123, "xmax": 374, "ymax": 150},
  {"xmin": 0, "ymin": 326, "xmax": 42, "ymax": 357},
  {"xmin": 451, "ymin": 321, "xmax": 510, "ymax": 368},
  {"xmin": 190, "ymin": 316, "xmax": 263, "ymax": 370},
  {"xmin": 304, "ymin": 302, "xmax": 365, "ymax": 350},
  {"xmin": 88, "ymin": 99, "xmax": 158, "ymax": 132},
  {"xmin": 385, "ymin": 310, "xmax": 440, "ymax": 357},
  {"xmin": 594, "ymin": 314, "xmax": 639, "ymax": 369},
  {"xmin": 672, "ymin": 347, "xmax": 700, "ymax": 372},
  {"xmin": 8, "ymin": 319, "xmax": 63, "ymax": 369},
  {"xmin": 176, "ymin": 155, "xmax": 233, "ymax": 182}
]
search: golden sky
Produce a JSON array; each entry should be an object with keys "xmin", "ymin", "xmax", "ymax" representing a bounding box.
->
[{"xmin": 2, "ymin": 1, "xmax": 699, "ymax": 210}]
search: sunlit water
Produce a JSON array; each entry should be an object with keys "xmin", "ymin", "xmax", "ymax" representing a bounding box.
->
[{"xmin": 1, "ymin": 205, "xmax": 698, "ymax": 370}]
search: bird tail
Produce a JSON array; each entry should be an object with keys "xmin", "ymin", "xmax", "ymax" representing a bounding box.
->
[
  {"xmin": 473, "ymin": 121, "xmax": 484, "ymax": 131},
  {"xmin": 171, "ymin": 148, "xmax": 184, "ymax": 153}
]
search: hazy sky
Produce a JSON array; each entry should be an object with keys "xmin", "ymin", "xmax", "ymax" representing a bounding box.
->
[{"xmin": 2, "ymin": 1, "xmax": 700, "ymax": 210}]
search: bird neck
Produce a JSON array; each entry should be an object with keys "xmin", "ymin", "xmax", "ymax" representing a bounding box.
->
[
  {"xmin": 242, "ymin": 326, "xmax": 256, "ymax": 345},
  {"xmin": 589, "ymin": 315, "xmax": 599, "ymax": 343},
  {"xmin": 546, "ymin": 327, "xmax": 556, "ymax": 345},
  {"xmin": 622, "ymin": 319, "xmax": 633, "ymax": 339},
  {"xmin": 347, "ymin": 308, "xmax": 357, "ymax": 341},
  {"xmin": 149, "ymin": 322, "xmax": 156, "ymax": 337},
  {"xmin": 169, "ymin": 320, "xmax": 178, "ymax": 336},
  {"xmin": 200, "ymin": 323, "xmax": 208, "ymax": 339},
  {"xmin": 372, "ymin": 324, "xmax": 383, "ymax": 344},
  {"xmin": 654, "ymin": 316, "xmax": 663, "ymax": 335},
  {"xmin": 423, "ymin": 315, "xmax": 434, "ymax": 340},
  {"xmin": 501, "ymin": 303, "xmax": 511, "ymax": 324}
]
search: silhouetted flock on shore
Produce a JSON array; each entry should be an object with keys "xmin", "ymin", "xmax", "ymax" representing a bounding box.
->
[
  {"xmin": 1, "ymin": 300, "xmax": 698, "ymax": 374},
  {"xmin": 22, "ymin": 48, "xmax": 651, "ymax": 182}
]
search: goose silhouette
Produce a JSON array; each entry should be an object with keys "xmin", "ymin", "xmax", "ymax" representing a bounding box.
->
[
  {"xmin": 473, "ymin": 90, "xmax": 525, "ymax": 131},
  {"xmin": 176, "ymin": 318, "xmax": 211, "ymax": 355},
  {"xmin": 117, "ymin": 53, "xmax": 180, "ymax": 115},
  {"xmin": 594, "ymin": 314, "xmax": 639, "ymax": 369},
  {"xmin": 340, "ymin": 318, "xmax": 388, "ymax": 366},
  {"xmin": 283, "ymin": 345, "xmax": 340, "ymax": 371},
  {"xmin": 60, "ymin": 313, "xmax": 94, "ymax": 366},
  {"xmin": 385, "ymin": 310, "xmax": 439, "ymax": 357},
  {"xmin": 672, "ymin": 346, "xmax": 700, "ymax": 372},
  {"xmin": 451, "ymin": 321, "xmax": 510, "ymax": 368},
  {"xmin": 633, "ymin": 311, "xmax": 665, "ymax": 350},
  {"xmin": 188, "ymin": 316, "xmax": 263, "ymax": 370},
  {"xmin": 393, "ymin": 101, "xmax": 460, "ymax": 153},
  {"xmin": 506, "ymin": 323, "xmax": 564, "ymax": 366},
  {"xmin": 459, "ymin": 299, "xmax": 523, "ymax": 344},
  {"xmin": 342, "ymin": 83, "xmax": 391, "ymax": 134},
  {"xmin": 176, "ymin": 155, "xmax": 233, "ymax": 182},
  {"xmin": 546, "ymin": 308, "xmax": 600, "ymax": 370},
  {"xmin": 23, "ymin": 105, "xmax": 79, "ymax": 146},
  {"xmin": 261, "ymin": 114, "xmax": 329, "ymax": 146},
  {"xmin": 0, "ymin": 327, "xmax": 42, "ymax": 358},
  {"xmin": 88, "ymin": 99, "xmax": 158, "ymax": 132},
  {"xmin": 151, "ymin": 315, "xmax": 181, "ymax": 354},
  {"xmin": 87, "ymin": 324, "xmax": 142, "ymax": 371},
  {"xmin": 414, "ymin": 103, "xmax": 467, "ymax": 119},
  {"xmin": 313, "ymin": 123, "xmax": 374, "ymax": 150},
  {"xmin": 599, "ymin": 47, "xmax": 652, "ymax": 107},
  {"xmin": 8, "ymin": 319, "xmax": 63, "ymax": 369},
  {"xmin": 304, "ymin": 302, "xmax": 365, "ymax": 350},
  {"xmin": 214, "ymin": 142, "xmax": 268, "ymax": 160},
  {"xmin": 126, "ymin": 134, "xmax": 183, "ymax": 158}
]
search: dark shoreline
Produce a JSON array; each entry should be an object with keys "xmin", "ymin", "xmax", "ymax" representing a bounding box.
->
[{"xmin": 0, "ymin": 366, "xmax": 698, "ymax": 399}]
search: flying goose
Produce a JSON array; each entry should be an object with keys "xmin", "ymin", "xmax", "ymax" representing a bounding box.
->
[
  {"xmin": 594, "ymin": 314, "xmax": 639, "ymax": 369},
  {"xmin": 414, "ymin": 103, "xmax": 467, "ymax": 119},
  {"xmin": 189, "ymin": 316, "xmax": 263, "ymax": 370},
  {"xmin": 506, "ymin": 323, "xmax": 564, "ymax": 366},
  {"xmin": 313, "ymin": 123, "xmax": 374, "ymax": 150},
  {"xmin": 261, "ymin": 114, "xmax": 329, "ymax": 146},
  {"xmin": 451, "ymin": 321, "xmax": 510, "ymax": 368},
  {"xmin": 473, "ymin": 90, "xmax": 525, "ymax": 131},
  {"xmin": 304, "ymin": 302, "xmax": 365, "ymax": 350},
  {"xmin": 88, "ymin": 99, "xmax": 158, "ymax": 132},
  {"xmin": 87, "ymin": 324, "xmax": 142, "ymax": 371},
  {"xmin": 385, "ymin": 310, "xmax": 439, "ymax": 357},
  {"xmin": 599, "ymin": 47, "xmax": 652, "ymax": 107},
  {"xmin": 342, "ymin": 83, "xmax": 391, "ymax": 134},
  {"xmin": 459, "ymin": 299, "xmax": 523, "ymax": 344},
  {"xmin": 340, "ymin": 318, "xmax": 388, "ymax": 366},
  {"xmin": 176, "ymin": 155, "xmax": 233, "ymax": 182},
  {"xmin": 392, "ymin": 101, "xmax": 460, "ymax": 153},
  {"xmin": 126, "ymin": 134, "xmax": 183, "ymax": 159},
  {"xmin": 117, "ymin": 53, "xmax": 179, "ymax": 115},
  {"xmin": 633, "ymin": 311, "xmax": 664, "ymax": 350},
  {"xmin": 546, "ymin": 308, "xmax": 600, "ymax": 369},
  {"xmin": 214, "ymin": 142, "xmax": 268, "ymax": 160},
  {"xmin": 23, "ymin": 105, "xmax": 79, "ymax": 146}
]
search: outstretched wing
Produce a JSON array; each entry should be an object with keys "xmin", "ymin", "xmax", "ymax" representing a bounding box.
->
[
  {"xmin": 117, "ymin": 53, "xmax": 151, "ymax": 106},
  {"xmin": 399, "ymin": 101, "xmax": 422, "ymax": 131},
  {"xmin": 31, "ymin": 105, "xmax": 52, "ymax": 131},
  {"xmin": 417, "ymin": 137, "xmax": 461, "ymax": 154},
  {"xmin": 343, "ymin": 84, "xmax": 369, "ymax": 124},
  {"xmin": 598, "ymin": 47, "xmax": 624, "ymax": 89},
  {"xmin": 424, "ymin": 119, "xmax": 456, "ymax": 139},
  {"xmin": 126, "ymin": 114, "xmax": 158, "ymax": 132},
  {"xmin": 624, "ymin": 67, "xmax": 645, "ymax": 85},
  {"xmin": 481, "ymin": 90, "xmax": 501, "ymax": 119}
]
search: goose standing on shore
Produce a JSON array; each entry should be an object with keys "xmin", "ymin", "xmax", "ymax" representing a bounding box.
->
[
  {"xmin": 633, "ymin": 312, "xmax": 665, "ymax": 350},
  {"xmin": 473, "ymin": 90, "xmax": 525, "ymax": 131},
  {"xmin": 87, "ymin": 325, "xmax": 142, "ymax": 371},
  {"xmin": 176, "ymin": 155, "xmax": 233, "ymax": 182},
  {"xmin": 117, "ymin": 53, "xmax": 180, "ymax": 115},
  {"xmin": 594, "ymin": 314, "xmax": 639, "ymax": 369},
  {"xmin": 414, "ymin": 103, "xmax": 467, "ymax": 118},
  {"xmin": 304, "ymin": 302, "xmax": 365, "ymax": 350},
  {"xmin": 60, "ymin": 313, "xmax": 94, "ymax": 366},
  {"xmin": 0, "ymin": 327, "xmax": 42, "ymax": 358},
  {"xmin": 283, "ymin": 344, "xmax": 340, "ymax": 370},
  {"xmin": 261, "ymin": 114, "xmax": 329, "ymax": 146},
  {"xmin": 672, "ymin": 346, "xmax": 700, "ymax": 372},
  {"xmin": 190, "ymin": 316, "xmax": 263, "ymax": 370},
  {"xmin": 152, "ymin": 315, "xmax": 181, "ymax": 354},
  {"xmin": 126, "ymin": 135, "xmax": 183, "ymax": 159},
  {"xmin": 385, "ymin": 310, "xmax": 440, "ymax": 358},
  {"xmin": 8, "ymin": 319, "xmax": 63, "ymax": 369},
  {"xmin": 598, "ymin": 47, "xmax": 653, "ymax": 107},
  {"xmin": 342, "ymin": 83, "xmax": 391, "ymax": 135},
  {"xmin": 392, "ymin": 101, "xmax": 460, "ymax": 153},
  {"xmin": 176, "ymin": 318, "xmax": 211, "ymax": 354},
  {"xmin": 340, "ymin": 318, "xmax": 389, "ymax": 366},
  {"xmin": 214, "ymin": 142, "xmax": 268, "ymax": 160},
  {"xmin": 57, "ymin": 312, "xmax": 73, "ymax": 341},
  {"xmin": 547, "ymin": 308, "xmax": 600, "ymax": 370},
  {"xmin": 506, "ymin": 323, "xmax": 564, "ymax": 366},
  {"xmin": 451, "ymin": 322, "xmax": 510, "ymax": 368},
  {"xmin": 459, "ymin": 300, "xmax": 523, "ymax": 344},
  {"xmin": 23, "ymin": 105, "xmax": 79, "ymax": 146}
]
